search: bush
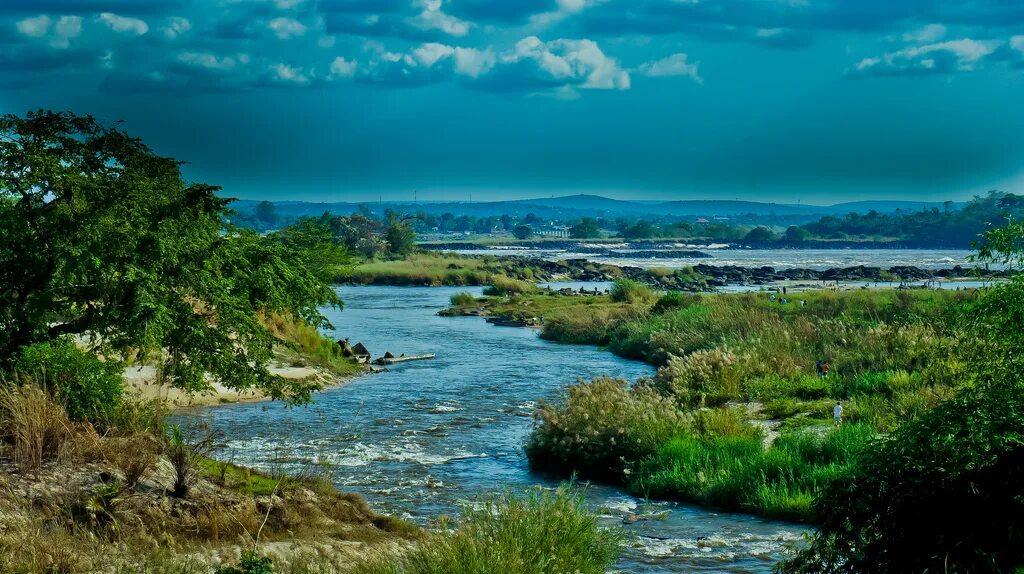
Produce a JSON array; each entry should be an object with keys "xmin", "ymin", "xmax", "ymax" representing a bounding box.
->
[
  {"xmin": 652, "ymin": 291, "xmax": 701, "ymax": 313},
  {"xmin": 779, "ymin": 382, "xmax": 1024, "ymax": 573},
  {"xmin": 654, "ymin": 349, "xmax": 738, "ymax": 407},
  {"xmin": 13, "ymin": 340, "xmax": 123, "ymax": 423},
  {"xmin": 449, "ymin": 292, "xmax": 477, "ymax": 308},
  {"xmin": 526, "ymin": 377, "xmax": 688, "ymax": 481},
  {"xmin": 216, "ymin": 551, "xmax": 273, "ymax": 574},
  {"xmin": 352, "ymin": 486, "xmax": 621, "ymax": 574},
  {"xmin": 609, "ymin": 278, "xmax": 656, "ymax": 304},
  {"xmin": 483, "ymin": 276, "xmax": 536, "ymax": 296}
]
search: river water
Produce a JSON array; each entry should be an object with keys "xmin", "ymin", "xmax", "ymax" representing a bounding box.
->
[
  {"xmin": 178, "ymin": 285, "xmax": 807, "ymax": 573},
  {"xmin": 453, "ymin": 246, "xmax": 980, "ymax": 271}
]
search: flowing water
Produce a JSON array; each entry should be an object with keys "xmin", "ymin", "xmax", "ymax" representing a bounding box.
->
[
  {"xmin": 177, "ymin": 285, "xmax": 808, "ymax": 573},
  {"xmin": 453, "ymin": 246, "xmax": 981, "ymax": 271}
]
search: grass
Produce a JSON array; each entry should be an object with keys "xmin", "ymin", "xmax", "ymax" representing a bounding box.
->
[
  {"xmin": 262, "ymin": 312, "xmax": 364, "ymax": 378},
  {"xmin": 351, "ymin": 485, "xmax": 621, "ymax": 574},
  {"xmin": 630, "ymin": 424, "xmax": 876, "ymax": 522},
  {"xmin": 482, "ymin": 275, "xmax": 537, "ymax": 296},
  {"xmin": 518, "ymin": 287, "xmax": 975, "ymax": 521},
  {"xmin": 336, "ymin": 252, "xmax": 551, "ymax": 287}
]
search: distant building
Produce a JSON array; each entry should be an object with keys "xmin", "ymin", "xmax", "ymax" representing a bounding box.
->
[{"xmin": 696, "ymin": 217, "xmax": 710, "ymax": 224}]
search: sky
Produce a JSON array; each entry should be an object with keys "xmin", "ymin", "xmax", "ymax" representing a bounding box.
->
[{"xmin": 1, "ymin": 1, "xmax": 1023, "ymax": 204}]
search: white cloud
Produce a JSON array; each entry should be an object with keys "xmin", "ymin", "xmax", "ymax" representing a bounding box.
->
[
  {"xmin": 177, "ymin": 51, "xmax": 240, "ymax": 71},
  {"xmin": 1011, "ymin": 35, "xmax": 1024, "ymax": 53},
  {"xmin": 268, "ymin": 17, "xmax": 307, "ymax": 39},
  {"xmin": 161, "ymin": 17, "xmax": 191, "ymax": 39},
  {"xmin": 852, "ymin": 38, "xmax": 999, "ymax": 76},
  {"xmin": 275, "ymin": 0, "xmax": 306, "ymax": 8},
  {"xmin": 529, "ymin": 0, "xmax": 594, "ymax": 28},
  {"xmin": 329, "ymin": 56, "xmax": 357, "ymax": 78},
  {"xmin": 413, "ymin": 42, "xmax": 455, "ymax": 67},
  {"xmin": 639, "ymin": 53, "xmax": 702, "ymax": 83},
  {"xmin": 16, "ymin": 15, "xmax": 51, "ymax": 38},
  {"xmin": 453, "ymin": 47, "xmax": 495, "ymax": 78},
  {"xmin": 16, "ymin": 14, "xmax": 81, "ymax": 48},
  {"xmin": 272, "ymin": 63, "xmax": 310, "ymax": 84},
  {"xmin": 50, "ymin": 15, "xmax": 82, "ymax": 48},
  {"xmin": 318, "ymin": 35, "xmax": 337, "ymax": 48},
  {"xmin": 903, "ymin": 24, "xmax": 947, "ymax": 44},
  {"xmin": 98, "ymin": 13, "xmax": 149, "ymax": 35},
  {"xmin": 505, "ymin": 36, "xmax": 630, "ymax": 90},
  {"xmin": 408, "ymin": 0, "xmax": 471, "ymax": 37}
]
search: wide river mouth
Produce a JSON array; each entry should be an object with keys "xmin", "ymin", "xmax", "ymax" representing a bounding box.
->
[{"xmin": 176, "ymin": 284, "xmax": 808, "ymax": 572}]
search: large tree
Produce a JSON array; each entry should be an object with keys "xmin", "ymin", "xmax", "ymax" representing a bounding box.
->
[{"xmin": 0, "ymin": 111, "xmax": 339, "ymax": 402}]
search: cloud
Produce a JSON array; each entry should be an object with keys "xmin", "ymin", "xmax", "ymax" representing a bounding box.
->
[
  {"xmin": 446, "ymin": 0, "xmax": 555, "ymax": 23},
  {"xmin": 329, "ymin": 55, "xmax": 357, "ymax": 77},
  {"xmin": 270, "ymin": 63, "xmax": 311, "ymax": 84},
  {"xmin": 161, "ymin": 16, "xmax": 191, "ymax": 39},
  {"xmin": 639, "ymin": 53, "xmax": 702, "ymax": 83},
  {"xmin": 407, "ymin": 0, "xmax": 472, "ymax": 37},
  {"xmin": 98, "ymin": 12, "xmax": 148, "ymax": 35},
  {"xmin": 453, "ymin": 46, "xmax": 494, "ymax": 77},
  {"xmin": 268, "ymin": 17, "xmax": 307, "ymax": 39},
  {"xmin": 15, "ymin": 14, "xmax": 81, "ymax": 48},
  {"xmin": 176, "ymin": 51, "xmax": 243, "ymax": 72},
  {"xmin": 497, "ymin": 36, "xmax": 630, "ymax": 91},
  {"xmin": 850, "ymin": 38, "xmax": 1000, "ymax": 76},
  {"xmin": 16, "ymin": 15, "xmax": 52, "ymax": 37},
  {"xmin": 902, "ymin": 23, "xmax": 946, "ymax": 43}
]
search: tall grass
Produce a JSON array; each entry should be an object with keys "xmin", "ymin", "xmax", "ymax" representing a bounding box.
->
[
  {"xmin": 609, "ymin": 278, "xmax": 657, "ymax": 304},
  {"xmin": 482, "ymin": 275, "xmax": 537, "ymax": 296},
  {"xmin": 630, "ymin": 424, "xmax": 876, "ymax": 521},
  {"xmin": 340, "ymin": 253, "xmax": 496, "ymax": 286},
  {"xmin": 0, "ymin": 382, "xmax": 72, "ymax": 470},
  {"xmin": 262, "ymin": 312, "xmax": 363, "ymax": 377},
  {"xmin": 352, "ymin": 485, "xmax": 621, "ymax": 574}
]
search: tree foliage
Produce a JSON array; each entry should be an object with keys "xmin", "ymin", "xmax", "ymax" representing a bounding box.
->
[{"xmin": 0, "ymin": 111, "xmax": 339, "ymax": 402}]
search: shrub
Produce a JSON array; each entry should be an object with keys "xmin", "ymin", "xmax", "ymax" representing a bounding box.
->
[
  {"xmin": 652, "ymin": 291, "xmax": 701, "ymax": 313},
  {"xmin": 167, "ymin": 426, "xmax": 219, "ymax": 498},
  {"xmin": 215, "ymin": 551, "xmax": 274, "ymax": 574},
  {"xmin": 483, "ymin": 276, "xmax": 536, "ymax": 296},
  {"xmin": 693, "ymin": 407, "xmax": 763, "ymax": 440},
  {"xmin": 654, "ymin": 349, "xmax": 738, "ymax": 407},
  {"xmin": 609, "ymin": 278, "xmax": 657, "ymax": 304},
  {"xmin": 450, "ymin": 292, "xmax": 477, "ymax": 308},
  {"xmin": 352, "ymin": 486, "xmax": 621, "ymax": 574},
  {"xmin": 526, "ymin": 377, "xmax": 688, "ymax": 481},
  {"xmin": 13, "ymin": 340, "xmax": 123, "ymax": 423}
]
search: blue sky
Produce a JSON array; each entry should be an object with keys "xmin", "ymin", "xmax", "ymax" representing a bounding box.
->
[{"xmin": 1, "ymin": 0, "xmax": 1023, "ymax": 203}]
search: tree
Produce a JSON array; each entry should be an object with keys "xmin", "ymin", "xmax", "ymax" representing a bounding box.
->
[
  {"xmin": 524, "ymin": 212, "xmax": 540, "ymax": 225},
  {"xmin": 385, "ymin": 219, "xmax": 416, "ymax": 256},
  {"xmin": 570, "ymin": 217, "xmax": 601, "ymax": 238},
  {"xmin": 784, "ymin": 225, "xmax": 810, "ymax": 241},
  {"xmin": 743, "ymin": 226, "xmax": 776, "ymax": 242},
  {"xmin": 0, "ymin": 111, "xmax": 338, "ymax": 402},
  {"xmin": 512, "ymin": 224, "xmax": 533, "ymax": 240},
  {"xmin": 253, "ymin": 200, "xmax": 278, "ymax": 228},
  {"xmin": 623, "ymin": 220, "xmax": 657, "ymax": 239}
]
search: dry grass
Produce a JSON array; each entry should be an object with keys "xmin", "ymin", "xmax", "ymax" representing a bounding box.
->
[{"xmin": 0, "ymin": 383, "xmax": 74, "ymax": 471}]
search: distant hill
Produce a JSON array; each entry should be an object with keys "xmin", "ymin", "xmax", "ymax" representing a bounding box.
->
[{"xmin": 230, "ymin": 195, "xmax": 964, "ymax": 223}]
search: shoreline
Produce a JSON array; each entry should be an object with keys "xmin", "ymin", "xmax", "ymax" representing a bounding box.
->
[{"xmin": 124, "ymin": 363, "xmax": 369, "ymax": 410}]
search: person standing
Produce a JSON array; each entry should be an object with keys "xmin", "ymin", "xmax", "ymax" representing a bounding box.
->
[
  {"xmin": 823, "ymin": 361, "xmax": 830, "ymax": 378},
  {"xmin": 816, "ymin": 360, "xmax": 824, "ymax": 378},
  {"xmin": 833, "ymin": 401, "xmax": 843, "ymax": 426}
]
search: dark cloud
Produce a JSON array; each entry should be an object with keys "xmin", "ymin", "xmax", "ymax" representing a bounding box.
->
[
  {"xmin": 0, "ymin": 0, "xmax": 185, "ymax": 15},
  {"xmin": 445, "ymin": 0, "xmax": 555, "ymax": 23}
]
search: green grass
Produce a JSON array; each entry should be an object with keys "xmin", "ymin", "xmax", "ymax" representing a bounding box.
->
[
  {"xmin": 630, "ymin": 424, "xmax": 876, "ymax": 522},
  {"xmin": 263, "ymin": 313, "xmax": 364, "ymax": 378},
  {"xmin": 351, "ymin": 485, "xmax": 621, "ymax": 574},
  {"xmin": 337, "ymin": 253, "xmax": 545, "ymax": 286}
]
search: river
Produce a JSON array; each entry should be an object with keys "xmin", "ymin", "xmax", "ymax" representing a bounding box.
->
[{"xmin": 178, "ymin": 285, "xmax": 807, "ymax": 573}]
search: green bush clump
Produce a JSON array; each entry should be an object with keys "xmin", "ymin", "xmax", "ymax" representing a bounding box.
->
[
  {"xmin": 450, "ymin": 292, "xmax": 477, "ymax": 308},
  {"xmin": 526, "ymin": 377, "xmax": 688, "ymax": 481},
  {"xmin": 653, "ymin": 349, "xmax": 739, "ymax": 407},
  {"xmin": 353, "ymin": 486, "xmax": 621, "ymax": 574},
  {"xmin": 609, "ymin": 278, "xmax": 657, "ymax": 304},
  {"xmin": 483, "ymin": 275, "xmax": 537, "ymax": 296},
  {"xmin": 13, "ymin": 340, "xmax": 123, "ymax": 423},
  {"xmin": 652, "ymin": 291, "xmax": 701, "ymax": 313}
]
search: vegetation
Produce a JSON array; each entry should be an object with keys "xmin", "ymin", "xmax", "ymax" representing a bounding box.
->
[
  {"xmin": 518, "ymin": 284, "xmax": 973, "ymax": 521},
  {"xmin": 778, "ymin": 220, "xmax": 1024, "ymax": 573},
  {"xmin": 0, "ymin": 111, "xmax": 341, "ymax": 402},
  {"xmin": 352, "ymin": 486, "xmax": 621, "ymax": 574}
]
